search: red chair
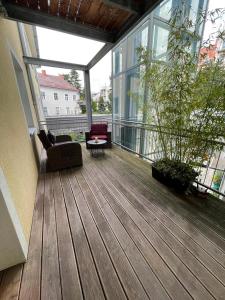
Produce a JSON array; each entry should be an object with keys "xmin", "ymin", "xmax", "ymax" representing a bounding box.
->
[{"xmin": 85, "ymin": 123, "xmax": 112, "ymax": 149}]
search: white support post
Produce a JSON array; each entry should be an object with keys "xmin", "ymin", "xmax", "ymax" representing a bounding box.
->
[{"xmin": 84, "ymin": 70, "xmax": 92, "ymax": 129}]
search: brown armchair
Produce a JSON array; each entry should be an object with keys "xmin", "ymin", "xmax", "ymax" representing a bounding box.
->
[
  {"xmin": 85, "ymin": 123, "xmax": 112, "ymax": 149},
  {"xmin": 38, "ymin": 130, "xmax": 82, "ymax": 171}
]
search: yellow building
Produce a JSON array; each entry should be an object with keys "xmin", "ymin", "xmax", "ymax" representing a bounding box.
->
[{"xmin": 0, "ymin": 17, "xmax": 42, "ymax": 270}]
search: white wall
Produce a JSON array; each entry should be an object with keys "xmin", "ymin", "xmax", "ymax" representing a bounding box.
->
[
  {"xmin": 0, "ymin": 168, "xmax": 28, "ymax": 271},
  {"xmin": 41, "ymin": 87, "xmax": 80, "ymax": 116}
]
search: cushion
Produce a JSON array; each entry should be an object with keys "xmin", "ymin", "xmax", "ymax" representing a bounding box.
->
[
  {"xmin": 38, "ymin": 130, "xmax": 52, "ymax": 150},
  {"xmin": 91, "ymin": 123, "xmax": 107, "ymax": 135},
  {"xmin": 47, "ymin": 131, "xmax": 56, "ymax": 144},
  {"xmin": 90, "ymin": 135, "xmax": 107, "ymax": 140}
]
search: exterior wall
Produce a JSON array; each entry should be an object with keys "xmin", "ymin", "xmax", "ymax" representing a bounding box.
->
[
  {"xmin": 41, "ymin": 86, "xmax": 81, "ymax": 116},
  {"xmin": 0, "ymin": 17, "xmax": 41, "ymax": 253},
  {"xmin": 92, "ymin": 86, "xmax": 112, "ymax": 103}
]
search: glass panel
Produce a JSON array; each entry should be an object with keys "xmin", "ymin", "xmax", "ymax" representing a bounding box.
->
[
  {"xmin": 112, "ymin": 42, "xmax": 126, "ymax": 75},
  {"xmin": 155, "ymin": 0, "xmax": 173, "ymax": 20},
  {"xmin": 127, "ymin": 22, "xmax": 148, "ymax": 68},
  {"xmin": 152, "ymin": 22, "xmax": 170, "ymax": 61},
  {"xmin": 113, "ymin": 74, "xmax": 125, "ymax": 120},
  {"xmin": 125, "ymin": 67, "xmax": 143, "ymax": 122}
]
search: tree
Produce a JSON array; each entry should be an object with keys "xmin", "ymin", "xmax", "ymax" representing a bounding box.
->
[
  {"xmin": 64, "ymin": 69, "xmax": 81, "ymax": 90},
  {"xmin": 107, "ymin": 90, "xmax": 112, "ymax": 113},
  {"xmin": 80, "ymin": 104, "xmax": 86, "ymax": 114},
  {"xmin": 98, "ymin": 96, "xmax": 105, "ymax": 113},
  {"xmin": 138, "ymin": 7, "xmax": 225, "ymax": 167},
  {"xmin": 92, "ymin": 100, "xmax": 98, "ymax": 113}
]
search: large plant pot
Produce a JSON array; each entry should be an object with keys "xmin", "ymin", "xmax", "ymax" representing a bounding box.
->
[{"xmin": 152, "ymin": 166, "xmax": 189, "ymax": 192}]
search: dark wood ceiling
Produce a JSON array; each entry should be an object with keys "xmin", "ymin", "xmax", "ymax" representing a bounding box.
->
[{"xmin": 2, "ymin": 0, "xmax": 162, "ymax": 43}]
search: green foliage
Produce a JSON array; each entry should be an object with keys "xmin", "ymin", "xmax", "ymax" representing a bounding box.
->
[
  {"xmin": 80, "ymin": 105, "xmax": 86, "ymax": 114},
  {"xmin": 107, "ymin": 90, "xmax": 112, "ymax": 113},
  {"xmin": 153, "ymin": 158, "xmax": 198, "ymax": 187},
  {"xmin": 139, "ymin": 7, "xmax": 225, "ymax": 168},
  {"xmin": 64, "ymin": 69, "xmax": 81, "ymax": 90},
  {"xmin": 92, "ymin": 100, "xmax": 98, "ymax": 112},
  {"xmin": 98, "ymin": 96, "xmax": 106, "ymax": 113}
]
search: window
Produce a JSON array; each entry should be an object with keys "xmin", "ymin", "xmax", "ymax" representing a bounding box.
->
[
  {"xmin": 73, "ymin": 95, "xmax": 76, "ymax": 101},
  {"xmin": 54, "ymin": 93, "xmax": 58, "ymax": 100},
  {"xmin": 66, "ymin": 107, "xmax": 70, "ymax": 115},
  {"xmin": 65, "ymin": 94, "xmax": 68, "ymax": 101},
  {"xmin": 43, "ymin": 107, "xmax": 48, "ymax": 116},
  {"xmin": 56, "ymin": 107, "xmax": 60, "ymax": 115},
  {"xmin": 127, "ymin": 22, "xmax": 148, "ymax": 68},
  {"xmin": 41, "ymin": 91, "xmax": 45, "ymax": 99},
  {"xmin": 152, "ymin": 22, "xmax": 170, "ymax": 61}
]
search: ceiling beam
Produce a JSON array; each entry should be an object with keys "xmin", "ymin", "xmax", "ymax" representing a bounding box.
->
[
  {"xmin": 87, "ymin": 43, "xmax": 114, "ymax": 70},
  {"xmin": 23, "ymin": 56, "xmax": 88, "ymax": 71},
  {"xmin": 103, "ymin": 0, "xmax": 143, "ymax": 14},
  {"xmin": 115, "ymin": 0, "xmax": 163, "ymax": 43},
  {"xmin": 3, "ymin": 2, "xmax": 115, "ymax": 43}
]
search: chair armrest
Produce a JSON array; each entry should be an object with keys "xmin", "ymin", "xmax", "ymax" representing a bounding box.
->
[
  {"xmin": 107, "ymin": 131, "xmax": 111, "ymax": 142},
  {"xmin": 85, "ymin": 132, "xmax": 91, "ymax": 141},
  {"xmin": 55, "ymin": 135, "xmax": 72, "ymax": 143}
]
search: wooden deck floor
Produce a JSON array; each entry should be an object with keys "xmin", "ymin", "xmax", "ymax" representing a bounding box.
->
[{"xmin": 1, "ymin": 145, "xmax": 225, "ymax": 300}]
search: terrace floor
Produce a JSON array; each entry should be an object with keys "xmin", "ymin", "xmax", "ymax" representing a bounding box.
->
[{"xmin": 1, "ymin": 145, "xmax": 225, "ymax": 300}]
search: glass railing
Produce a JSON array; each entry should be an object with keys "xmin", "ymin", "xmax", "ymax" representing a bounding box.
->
[{"xmin": 111, "ymin": 119, "xmax": 225, "ymax": 199}]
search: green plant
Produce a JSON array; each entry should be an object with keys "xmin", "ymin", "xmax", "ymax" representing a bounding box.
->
[
  {"xmin": 92, "ymin": 100, "xmax": 98, "ymax": 113},
  {"xmin": 153, "ymin": 158, "xmax": 198, "ymax": 187},
  {"xmin": 98, "ymin": 96, "xmax": 106, "ymax": 113},
  {"xmin": 138, "ymin": 6, "xmax": 225, "ymax": 169}
]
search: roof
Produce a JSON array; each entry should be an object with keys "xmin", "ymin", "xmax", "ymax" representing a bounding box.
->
[
  {"xmin": 3, "ymin": 0, "xmax": 162, "ymax": 44},
  {"xmin": 37, "ymin": 71, "xmax": 79, "ymax": 92}
]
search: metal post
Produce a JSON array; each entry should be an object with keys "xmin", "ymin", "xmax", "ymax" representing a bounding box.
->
[{"xmin": 84, "ymin": 70, "xmax": 92, "ymax": 129}]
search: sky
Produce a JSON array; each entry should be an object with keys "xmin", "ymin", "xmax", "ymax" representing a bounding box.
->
[
  {"xmin": 36, "ymin": 27, "xmax": 111, "ymax": 93},
  {"xmin": 36, "ymin": 0, "xmax": 225, "ymax": 94}
]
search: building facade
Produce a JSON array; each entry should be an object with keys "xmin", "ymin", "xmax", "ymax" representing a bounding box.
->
[
  {"xmin": 38, "ymin": 70, "xmax": 81, "ymax": 117},
  {"xmin": 92, "ymin": 86, "xmax": 112, "ymax": 103}
]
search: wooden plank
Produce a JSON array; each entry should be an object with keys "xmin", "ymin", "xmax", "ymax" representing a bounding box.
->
[
  {"xmin": 82, "ymin": 163, "xmax": 191, "ymax": 300},
  {"xmin": 52, "ymin": 172, "xmax": 83, "ymax": 300},
  {"xmin": 49, "ymin": 0, "xmax": 59, "ymax": 15},
  {"xmin": 103, "ymin": 0, "xmax": 142, "ymax": 14},
  {"xmin": 102, "ymin": 155, "xmax": 225, "ymax": 285},
  {"xmin": 60, "ymin": 171, "xmax": 105, "ymax": 300},
  {"xmin": 59, "ymin": 0, "xmax": 70, "ymax": 17},
  {"xmin": 0, "ymin": 264, "xmax": 23, "ymax": 300},
  {"xmin": 41, "ymin": 173, "xmax": 61, "ymax": 300},
  {"xmin": 98, "ymin": 160, "xmax": 225, "ymax": 299},
  {"xmin": 113, "ymin": 147, "xmax": 225, "ymax": 241},
  {"xmin": 80, "ymin": 167, "xmax": 171, "ymax": 300},
  {"xmin": 19, "ymin": 174, "xmax": 44, "ymax": 300},
  {"xmin": 83, "ymin": 159, "xmax": 213, "ymax": 300},
  {"xmin": 69, "ymin": 170, "xmax": 127, "ymax": 300},
  {"xmin": 39, "ymin": 0, "xmax": 49, "ymax": 12},
  {"xmin": 76, "ymin": 171, "xmax": 151, "ymax": 300},
  {"xmin": 110, "ymin": 150, "xmax": 225, "ymax": 261},
  {"xmin": 4, "ymin": 2, "xmax": 115, "ymax": 43}
]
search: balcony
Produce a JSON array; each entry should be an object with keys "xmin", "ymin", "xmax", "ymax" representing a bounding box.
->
[{"xmin": 0, "ymin": 145, "xmax": 225, "ymax": 299}]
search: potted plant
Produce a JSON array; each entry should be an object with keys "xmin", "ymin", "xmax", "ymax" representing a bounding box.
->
[
  {"xmin": 152, "ymin": 159, "xmax": 199, "ymax": 192},
  {"xmin": 137, "ymin": 6, "xmax": 225, "ymax": 193}
]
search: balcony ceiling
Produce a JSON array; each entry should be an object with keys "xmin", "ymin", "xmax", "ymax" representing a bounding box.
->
[{"xmin": 2, "ymin": 0, "xmax": 162, "ymax": 43}]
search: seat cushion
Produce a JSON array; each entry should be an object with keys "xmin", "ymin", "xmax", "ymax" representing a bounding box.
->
[
  {"xmin": 91, "ymin": 123, "xmax": 107, "ymax": 135},
  {"xmin": 90, "ymin": 135, "xmax": 107, "ymax": 140}
]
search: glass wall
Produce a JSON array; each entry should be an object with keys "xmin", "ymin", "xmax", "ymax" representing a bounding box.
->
[{"xmin": 112, "ymin": 0, "xmax": 208, "ymax": 153}]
